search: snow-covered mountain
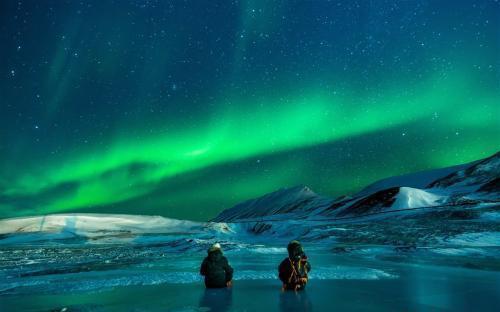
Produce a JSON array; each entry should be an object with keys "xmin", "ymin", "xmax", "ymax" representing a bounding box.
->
[
  {"xmin": 213, "ymin": 152, "xmax": 500, "ymax": 221},
  {"xmin": 427, "ymin": 152, "xmax": 500, "ymax": 190},
  {"xmin": 0, "ymin": 214, "xmax": 230, "ymax": 246},
  {"xmin": 211, "ymin": 185, "xmax": 334, "ymax": 222},
  {"xmin": 0, "ymin": 214, "xmax": 202, "ymax": 236},
  {"xmin": 355, "ymin": 161, "xmax": 477, "ymax": 197}
]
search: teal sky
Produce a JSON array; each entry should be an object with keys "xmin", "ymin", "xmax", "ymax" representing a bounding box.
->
[{"xmin": 0, "ymin": 0, "xmax": 498, "ymax": 220}]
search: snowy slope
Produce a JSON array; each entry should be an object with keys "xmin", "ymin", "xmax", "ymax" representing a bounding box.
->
[
  {"xmin": 0, "ymin": 214, "xmax": 204, "ymax": 236},
  {"xmin": 211, "ymin": 185, "xmax": 333, "ymax": 222},
  {"xmin": 356, "ymin": 153, "xmax": 498, "ymax": 197},
  {"xmin": 428, "ymin": 152, "xmax": 499, "ymax": 190},
  {"xmin": 391, "ymin": 187, "xmax": 447, "ymax": 209},
  {"xmin": 213, "ymin": 152, "xmax": 499, "ymax": 221},
  {"xmin": 356, "ymin": 162, "xmax": 475, "ymax": 197},
  {"xmin": 331, "ymin": 186, "xmax": 448, "ymax": 217},
  {"xmin": 0, "ymin": 214, "xmax": 214, "ymax": 245}
]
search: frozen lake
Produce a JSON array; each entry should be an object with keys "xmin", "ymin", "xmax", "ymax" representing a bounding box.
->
[{"xmin": 1, "ymin": 245, "xmax": 499, "ymax": 311}]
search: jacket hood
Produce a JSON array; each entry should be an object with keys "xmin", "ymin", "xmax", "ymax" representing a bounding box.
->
[{"xmin": 287, "ymin": 240, "xmax": 304, "ymax": 259}]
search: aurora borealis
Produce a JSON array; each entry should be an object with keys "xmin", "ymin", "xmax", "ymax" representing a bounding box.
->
[{"xmin": 0, "ymin": 1, "xmax": 498, "ymax": 220}]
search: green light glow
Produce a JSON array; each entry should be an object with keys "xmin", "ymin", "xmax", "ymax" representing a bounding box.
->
[
  {"xmin": 4, "ymin": 70, "xmax": 498, "ymax": 218},
  {"xmin": 1, "ymin": 1, "xmax": 498, "ymax": 220}
]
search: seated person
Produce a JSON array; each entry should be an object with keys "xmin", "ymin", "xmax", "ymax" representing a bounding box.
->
[{"xmin": 200, "ymin": 243, "xmax": 233, "ymax": 288}]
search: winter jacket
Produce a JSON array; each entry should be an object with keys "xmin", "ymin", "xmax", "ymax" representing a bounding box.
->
[
  {"xmin": 279, "ymin": 243, "xmax": 311, "ymax": 291},
  {"xmin": 200, "ymin": 249, "xmax": 233, "ymax": 288}
]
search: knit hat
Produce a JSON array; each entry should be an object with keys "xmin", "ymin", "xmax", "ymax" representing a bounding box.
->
[{"xmin": 208, "ymin": 243, "xmax": 221, "ymax": 253}]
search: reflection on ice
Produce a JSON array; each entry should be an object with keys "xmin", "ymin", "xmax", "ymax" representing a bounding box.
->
[
  {"xmin": 279, "ymin": 291, "xmax": 313, "ymax": 312},
  {"xmin": 199, "ymin": 288, "xmax": 233, "ymax": 312}
]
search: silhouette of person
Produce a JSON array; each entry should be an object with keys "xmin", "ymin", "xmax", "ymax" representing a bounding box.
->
[
  {"xmin": 279, "ymin": 240, "xmax": 311, "ymax": 291},
  {"xmin": 200, "ymin": 243, "xmax": 234, "ymax": 288}
]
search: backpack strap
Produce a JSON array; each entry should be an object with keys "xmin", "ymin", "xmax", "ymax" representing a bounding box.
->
[{"xmin": 288, "ymin": 258, "xmax": 299, "ymax": 283}]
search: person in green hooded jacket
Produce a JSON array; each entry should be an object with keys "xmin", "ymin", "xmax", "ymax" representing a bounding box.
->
[{"xmin": 200, "ymin": 243, "xmax": 234, "ymax": 288}]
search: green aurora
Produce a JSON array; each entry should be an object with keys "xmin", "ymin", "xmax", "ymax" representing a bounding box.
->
[{"xmin": 0, "ymin": 1, "xmax": 498, "ymax": 220}]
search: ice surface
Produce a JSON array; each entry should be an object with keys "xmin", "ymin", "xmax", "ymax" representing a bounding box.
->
[
  {"xmin": 480, "ymin": 211, "xmax": 500, "ymax": 221},
  {"xmin": 1, "ymin": 238, "xmax": 499, "ymax": 312},
  {"xmin": 0, "ymin": 209, "xmax": 499, "ymax": 312},
  {"xmin": 447, "ymin": 231, "xmax": 500, "ymax": 247}
]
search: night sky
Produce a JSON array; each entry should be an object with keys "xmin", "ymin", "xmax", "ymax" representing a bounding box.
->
[{"xmin": 1, "ymin": 1, "xmax": 499, "ymax": 221}]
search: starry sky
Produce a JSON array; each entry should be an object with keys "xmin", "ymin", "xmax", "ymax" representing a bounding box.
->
[{"xmin": 0, "ymin": 0, "xmax": 499, "ymax": 221}]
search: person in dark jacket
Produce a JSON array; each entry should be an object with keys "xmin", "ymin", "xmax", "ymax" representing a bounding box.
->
[
  {"xmin": 200, "ymin": 243, "xmax": 234, "ymax": 288},
  {"xmin": 279, "ymin": 240, "xmax": 311, "ymax": 291}
]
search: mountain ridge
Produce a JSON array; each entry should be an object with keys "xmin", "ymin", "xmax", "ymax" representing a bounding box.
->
[{"xmin": 212, "ymin": 151, "xmax": 499, "ymax": 222}]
